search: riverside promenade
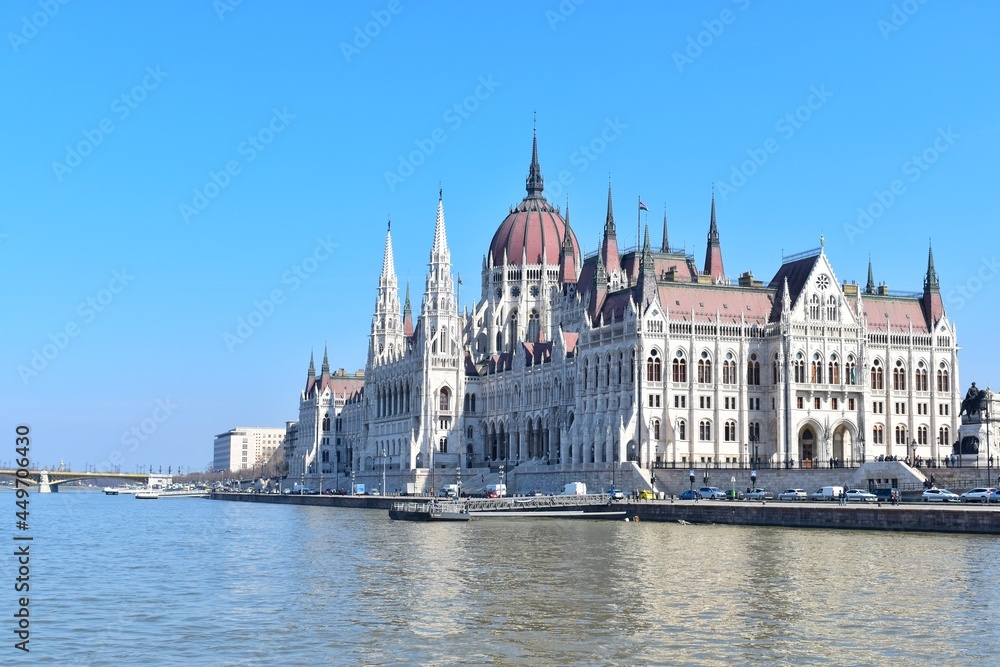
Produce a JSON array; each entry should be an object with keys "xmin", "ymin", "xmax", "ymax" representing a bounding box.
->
[{"xmin": 209, "ymin": 493, "xmax": 1000, "ymax": 534}]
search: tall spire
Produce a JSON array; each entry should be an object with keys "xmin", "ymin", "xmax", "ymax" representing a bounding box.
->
[
  {"xmin": 559, "ymin": 199, "xmax": 578, "ymax": 285},
  {"xmin": 638, "ymin": 223, "xmax": 656, "ymax": 304},
  {"xmin": 403, "ymin": 282, "xmax": 412, "ymax": 318},
  {"xmin": 601, "ymin": 180, "xmax": 621, "ymax": 275},
  {"xmin": 922, "ymin": 241, "xmax": 945, "ymax": 325},
  {"xmin": 431, "ymin": 188, "xmax": 450, "ymax": 265},
  {"xmin": 660, "ymin": 207, "xmax": 669, "ymax": 253},
  {"xmin": 703, "ymin": 191, "xmax": 725, "ymax": 281},
  {"xmin": 865, "ymin": 257, "xmax": 875, "ymax": 294},
  {"xmin": 924, "ymin": 242, "xmax": 940, "ymax": 292},
  {"xmin": 321, "ymin": 344, "xmax": 330, "ymax": 376},
  {"xmin": 308, "ymin": 349, "xmax": 315, "ymax": 379},
  {"xmin": 380, "ymin": 220, "xmax": 397, "ymax": 283},
  {"xmin": 525, "ymin": 119, "xmax": 544, "ymax": 198},
  {"xmin": 604, "ymin": 181, "xmax": 616, "ymax": 236},
  {"xmin": 595, "ymin": 241, "xmax": 607, "ymax": 291}
]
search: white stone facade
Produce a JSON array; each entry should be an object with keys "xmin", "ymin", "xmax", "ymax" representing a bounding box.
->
[{"xmin": 286, "ymin": 134, "xmax": 963, "ymax": 490}]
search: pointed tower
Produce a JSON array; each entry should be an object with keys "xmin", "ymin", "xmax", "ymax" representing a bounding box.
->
[
  {"xmin": 403, "ymin": 282, "xmax": 414, "ymax": 338},
  {"xmin": 922, "ymin": 242, "xmax": 945, "ymax": 326},
  {"xmin": 370, "ymin": 221, "xmax": 403, "ymax": 363},
  {"xmin": 637, "ymin": 223, "xmax": 657, "ymax": 305},
  {"xmin": 865, "ymin": 257, "xmax": 876, "ymax": 294},
  {"xmin": 601, "ymin": 182, "xmax": 621, "ymax": 275},
  {"xmin": 304, "ymin": 350, "xmax": 316, "ymax": 394},
  {"xmin": 559, "ymin": 200, "xmax": 578, "ymax": 287},
  {"xmin": 703, "ymin": 193, "xmax": 725, "ymax": 281},
  {"xmin": 425, "ymin": 189, "xmax": 455, "ymax": 313},
  {"xmin": 594, "ymin": 241, "xmax": 608, "ymax": 292},
  {"xmin": 525, "ymin": 123, "xmax": 544, "ymax": 199},
  {"xmin": 660, "ymin": 208, "xmax": 670, "ymax": 253}
]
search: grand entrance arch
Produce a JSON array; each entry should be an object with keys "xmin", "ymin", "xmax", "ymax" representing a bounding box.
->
[
  {"xmin": 833, "ymin": 424, "xmax": 853, "ymax": 463},
  {"xmin": 798, "ymin": 426, "xmax": 816, "ymax": 467}
]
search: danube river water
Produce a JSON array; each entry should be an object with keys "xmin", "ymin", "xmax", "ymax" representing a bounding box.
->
[{"xmin": 8, "ymin": 490, "xmax": 1000, "ymax": 665}]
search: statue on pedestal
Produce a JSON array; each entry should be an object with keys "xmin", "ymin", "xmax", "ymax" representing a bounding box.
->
[{"xmin": 960, "ymin": 382, "xmax": 987, "ymax": 421}]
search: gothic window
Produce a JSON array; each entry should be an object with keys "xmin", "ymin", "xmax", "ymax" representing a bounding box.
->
[
  {"xmin": 810, "ymin": 294, "xmax": 820, "ymax": 319},
  {"xmin": 938, "ymin": 425, "xmax": 950, "ymax": 447},
  {"xmin": 630, "ymin": 349, "xmax": 635, "ymax": 383},
  {"xmin": 652, "ymin": 419, "xmax": 661, "ymax": 440},
  {"xmin": 584, "ymin": 359, "xmax": 589, "ymax": 390},
  {"xmin": 647, "ymin": 349, "xmax": 662, "ymax": 382},
  {"xmin": 672, "ymin": 351, "xmax": 687, "ymax": 383},
  {"xmin": 846, "ymin": 356, "xmax": 857, "ymax": 385},
  {"xmin": 439, "ymin": 387, "xmax": 451, "ymax": 411},
  {"xmin": 676, "ymin": 419, "xmax": 687, "ymax": 440},
  {"xmin": 828, "ymin": 357, "xmax": 840, "ymax": 385},
  {"xmin": 826, "ymin": 295, "xmax": 837, "ymax": 321},
  {"xmin": 699, "ymin": 420, "xmax": 712, "ymax": 441},
  {"xmin": 749, "ymin": 421, "xmax": 761, "ymax": 441},
  {"xmin": 793, "ymin": 353, "xmax": 806, "ymax": 383},
  {"xmin": 773, "ymin": 353, "xmax": 780, "ymax": 384},
  {"xmin": 811, "ymin": 353, "xmax": 823, "ymax": 384},
  {"xmin": 917, "ymin": 425, "xmax": 928, "ymax": 445},
  {"xmin": 527, "ymin": 309, "xmax": 540, "ymax": 343},
  {"xmin": 747, "ymin": 354, "xmax": 760, "ymax": 386},
  {"xmin": 322, "ymin": 414, "xmax": 330, "ymax": 432},
  {"xmin": 871, "ymin": 359, "xmax": 884, "ymax": 390},
  {"xmin": 872, "ymin": 424, "xmax": 884, "ymax": 444},
  {"xmin": 724, "ymin": 420, "xmax": 737, "ymax": 442},
  {"xmin": 893, "ymin": 360, "xmax": 907, "ymax": 391},
  {"xmin": 439, "ymin": 437, "xmax": 448, "ymax": 453},
  {"xmin": 697, "ymin": 352, "xmax": 712, "ymax": 384},
  {"xmin": 722, "ymin": 353, "xmax": 736, "ymax": 385},
  {"xmin": 937, "ymin": 363, "xmax": 950, "ymax": 392},
  {"xmin": 915, "ymin": 362, "xmax": 928, "ymax": 392},
  {"xmin": 617, "ymin": 352, "xmax": 623, "ymax": 385},
  {"xmin": 895, "ymin": 424, "xmax": 907, "ymax": 445}
]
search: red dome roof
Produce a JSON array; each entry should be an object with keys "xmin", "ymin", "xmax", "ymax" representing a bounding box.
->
[
  {"xmin": 489, "ymin": 200, "xmax": 579, "ymax": 267},
  {"xmin": 488, "ymin": 129, "xmax": 580, "ymax": 267}
]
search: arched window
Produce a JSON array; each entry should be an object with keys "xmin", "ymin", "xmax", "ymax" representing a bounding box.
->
[
  {"xmin": 747, "ymin": 353, "xmax": 760, "ymax": 386},
  {"xmin": 937, "ymin": 363, "xmax": 950, "ymax": 392},
  {"xmin": 630, "ymin": 349, "xmax": 635, "ymax": 383},
  {"xmin": 722, "ymin": 353, "xmax": 736, "ymax": 385},
  {"xmin": 672, "ymin": 351, "xmax": 687, "ymax": 383},
  {"xmin": 810, "ymin": 294, "xmax": 820, "ymax": 319},
  {"xmin": 583, "ymin": 359, "xmax": 589, "ymax": 390},
  {"xmin": 846, "ymin": 356, "xmax": 857, "ymax": 385},
  {"xmin": 772, "ymin": 353, "xmax": 780, "ymax": 384},
  {"xmin": 527, "ymin": 308, "xmax": 540, "ymax": 343},
  {"xmin": 872, "ymin": 424, "xmax": 884, "ymax": 444},
  {"xmin": 470, "ymin": 394, "xmax": 476, "ymax": 412},
  {"xmin": 917, "ymin": 425, "xmax": 928, "ymax": 445},
  {"xmin": 617, "ymin": 352, "xmax": 623, "ymax": 385},
  {"xmin": 915, "ymin": 361, "xmax": 928, "ymax": 392},
  {"xmin": 439, "ymin": 387, "xmax": 451, "ymax": 411},
  {"xmin": 652, "ymin": 419, "xmax": 661, "ymax": 440},
  {"xmin": 793, "ymin": 353, "xmax": 806, "ymax": 383},
  {"xmin": 826, "ymin": 295, "xmax": 837, "ymax": 321},
  {"xmin": 322, "ymin": 414, "xmax": 330, "ymax": 432},
  {"xmin": 749, "ymin": 421, "xmax": 761, "ymax": 441},
  {"xmin": 647, "ymin": 349, "xmax": 662, "ymax": 382},
  {"xmin": 676, "ymin": 420, "xmax": 687, "ymax": 441},
  {"xmin": 699, "ymin": 420, "xmax": 712, "ymax": 441},
  {"xmin": 939, "ymin": 426, "xmax": 950, "ymax": 447},
  {"xmin": 697, "ymin": 352, "xmax": 712, "ymax": 384},
  {"xmin": 893, "ymin": 360, "xmax": 906, "ymax": 391},
  {"xmin": 871, "ymin": 359, "xmax": 884, "ymax": 390},
  {"xmin": 724, "ymin": 420, "xmax": 737, "ymax": 442},
  {"xmin": 811, "ymin": 353, "xmax": 823, "ymax": 384},
  {"xmin": 895, "ymin": 424, "xmax": 907, "ymax": 445},
  {"xmin": 467, "ymin": 426, "xmax": 474, "ymax": 439},
  {"xmin": 828, "ymin": 356, "xmax": 840, "ymax": 385}
]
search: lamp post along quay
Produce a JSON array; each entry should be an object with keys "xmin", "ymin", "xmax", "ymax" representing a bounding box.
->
[{"xmin": 381, "ymin": 448, "xmax": 386, "ymax": 495}]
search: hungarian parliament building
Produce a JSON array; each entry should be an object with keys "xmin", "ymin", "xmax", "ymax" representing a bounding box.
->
[{"xmin": 284, "ymin": 132, "xmax": 961, "ymax": 489}]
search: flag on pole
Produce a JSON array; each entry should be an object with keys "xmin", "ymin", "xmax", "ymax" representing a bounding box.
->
[
  {"xmin": 458, "ymin": 274, "xmax": 463, "ymax": 285},
  {"xmin": 638, "ymin": 200, "xmax": 649, "ymax": 212}
]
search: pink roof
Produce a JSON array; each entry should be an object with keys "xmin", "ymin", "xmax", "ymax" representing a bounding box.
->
[
  {"xmin": 563, "ymin": 332, "xmax": 579, "ymax": 354},
  {"xmin": 656, "ymin": 284, "xmax": 774, "ymax": 324},
  {"xmin": 489, "ymin": 204, "xmax": 579, "ymax": 267},
  {"xmin": 858, "ymin": 294, "xmax": 933, "ymax": 333}
]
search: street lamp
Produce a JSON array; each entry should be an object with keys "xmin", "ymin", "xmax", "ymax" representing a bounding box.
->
[
  {"xmin": 456, "ymin": 466, "xmax": 462, "ymax": 498},
  {"xmin": 689, "ymin": 469, "xmax": 695, "ymax": 501},
  {"xmin": 499, "ymin": 464, "xmax": 505, "ymax": 497},
  {"xmin": 381, "ymin": 448, "xmax": 386, "ymax": 495}
]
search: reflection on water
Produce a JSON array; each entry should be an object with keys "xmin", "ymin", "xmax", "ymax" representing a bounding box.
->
[{"xmin": 22, "ymin": 492, "xmax": 1000, "ymax": 665}]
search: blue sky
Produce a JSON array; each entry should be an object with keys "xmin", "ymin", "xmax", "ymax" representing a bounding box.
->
[{"xmin": 3, "ymin": 1, "xmax": 998, "ymax": 472}]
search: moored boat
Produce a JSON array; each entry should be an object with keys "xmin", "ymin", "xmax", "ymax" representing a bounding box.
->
[
  {"xmin": 389, "ymin": 501, "xmax": 470, "ymax": 521},
  {"xmin": 135, "ymin": 490, "xmax": 160, "ymax": 500},
  {"xmin": 103, "ymin": 487, "xmax": 119, "ymax": 495}
]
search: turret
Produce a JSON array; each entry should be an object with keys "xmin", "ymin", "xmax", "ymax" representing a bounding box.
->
[
  {"xmin": 703, "ymin": 193, "xmax": 725, "ymax": 281},
  {"xmin": 922, "ymin": 242, "xmax": 945, "ymax": 326},
  {"xmin": 601, "ymin": 182, "xmax": 621, "ymax": 275}
]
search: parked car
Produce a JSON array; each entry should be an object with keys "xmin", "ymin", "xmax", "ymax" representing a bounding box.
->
[
  {"xmin": 637, "ymin": 489, "xmax": 656, "ymax": 500},
  {"xmin": 988, "ymin": 489, "xmax": 1000, "ymax": 503},
  {"xmin": 697, "ymin": 486, "xmax": 726, "ymax": 500},
  {"xmin": 960, "ymin": 488, "xmax": 995, "ymax": 503},
  {"xmin": 607, "ymin": 487, "xmax": 625, "ymax": 500},
  {"xmin": 777, "ymin": 488, "xmax": 808, "ymax": 501},
  {"xmin": 746, "ymin": 488, "xmax": 773, "ymax": 500},
  {"xmin": 679, "ymin": 489, "xmax": 702, "ymax": 500},
  {"xmin": 845, "ymin": 489, "xmax": 877, "ymax": 502},
  {"xmin": 921, "ymin": 488, "xmax": 959, "ymax": 502},
  {"xmin": 725, "ymin": 489, "xmax": 745, "ymax": 500}
]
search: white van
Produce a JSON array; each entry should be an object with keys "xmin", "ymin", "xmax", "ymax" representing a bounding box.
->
[{"xmin": 810, "ymin": 486, "xmax": 845, "ymax": 501}]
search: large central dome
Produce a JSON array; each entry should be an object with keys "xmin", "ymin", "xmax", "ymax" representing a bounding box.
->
[{"xmin": 487, "ymin": 132, "xmax": 580, "ymax": 267}]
